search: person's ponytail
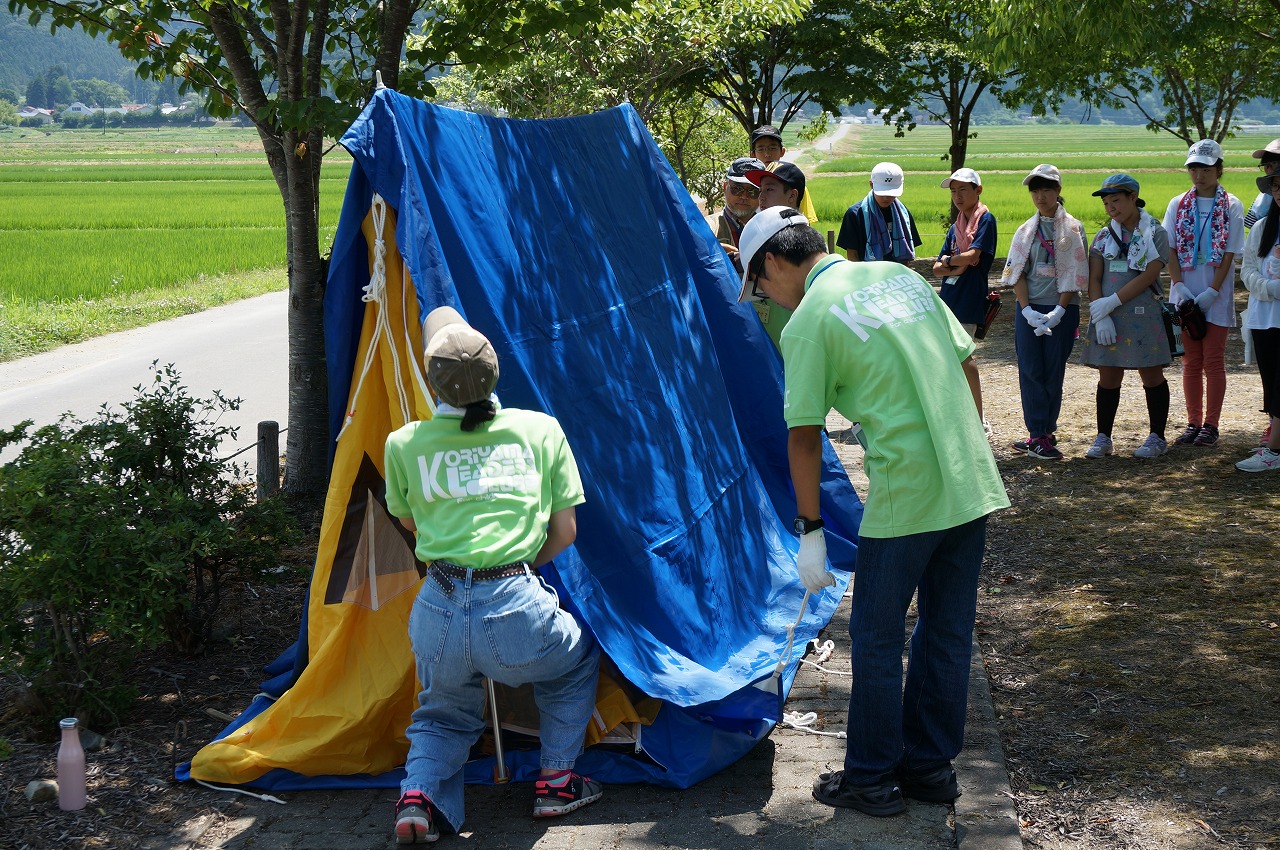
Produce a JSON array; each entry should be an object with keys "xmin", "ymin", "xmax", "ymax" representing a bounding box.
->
[{"xmin": 460, "ymin": 399, "xmax": 497, "ymax": 432}]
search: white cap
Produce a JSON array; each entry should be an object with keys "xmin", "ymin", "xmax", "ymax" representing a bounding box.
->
[
  {"xmin": 941, "ymin": 167, "xmax": 981, "ymax": 188},
  {"xmin": 736, "ymin": 206, "xmax": 811, "ymax": 301},
  {"xmin": 869, "ymin": 162, "xmax": 904, "ymax": 197},
  {"xmin": 1185, "ymin": 139, "xmax": 1223, "ymax": 166},
  {"xmin": 1022, "ymin": 163, "xmax": 1061, "ymax": 185}
]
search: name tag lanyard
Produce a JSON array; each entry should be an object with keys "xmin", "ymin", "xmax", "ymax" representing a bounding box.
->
[{"xmin": 1035, "ymin": 221, "xmax": 1056, "ymax": 262}]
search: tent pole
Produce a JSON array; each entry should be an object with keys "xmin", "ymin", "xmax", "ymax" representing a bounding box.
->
[{"xmin": 486, "ymin": 678, "xmax": 510, "ymax": 783}]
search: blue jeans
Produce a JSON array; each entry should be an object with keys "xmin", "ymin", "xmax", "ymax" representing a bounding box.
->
[
  {"xmin": 1014, "ymin": 303, "xmax": 1079, "ymax": 437},
  {"xmin": 843, "ymin": 516, "xmax": 988, "ymax": 783},
  {"xmin": 402, "ymin": 567, "xmax": 600, "ymax": 831}
]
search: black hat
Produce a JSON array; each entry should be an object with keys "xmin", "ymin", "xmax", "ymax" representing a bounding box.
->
[
  {"xmin": 750, "ymin": 125, "xmax": 784, "ymax": 147},
  {"xmin": 745, "ymin": 161, "xmax": 806, "ymax": 196}
]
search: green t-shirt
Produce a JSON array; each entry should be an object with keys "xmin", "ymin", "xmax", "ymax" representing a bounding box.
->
[
  {"xmin": 383, "ymin": 407, "xmax": 586, "ymax": 568},
  {"xmin": 781, "ymin": 256, "xmax": 1009, "ymax": 538}
]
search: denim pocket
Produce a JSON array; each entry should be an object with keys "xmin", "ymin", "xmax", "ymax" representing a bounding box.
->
[
  {"xmin": 409, "ymin": 596, "xmax": 453, "ymax": 665},
  {"xmin": 481, "ymin": 582, "xmax": 557, "ymax": 670}
]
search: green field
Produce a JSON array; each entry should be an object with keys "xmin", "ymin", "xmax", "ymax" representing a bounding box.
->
[
  {"xmin": 806, "ymin": 124, "xmax": 1275, "ymax": 257},
  {"xmin": 0, "ymin": 126, "xmax": 350, "ymax": 306}
]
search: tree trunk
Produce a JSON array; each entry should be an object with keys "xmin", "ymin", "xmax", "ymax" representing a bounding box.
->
[{"xmin": 282, "ymin": 135, "xmax": 330, "ymax": 495}]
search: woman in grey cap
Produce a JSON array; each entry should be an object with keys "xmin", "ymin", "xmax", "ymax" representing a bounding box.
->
[
  {"xmin": 1244, "ymin": 139, "xmax": 1280, "ymax": 229},
  {"xmin": 1079, "ymin": 174, "xmax": 1173, "ymax": 459},
  {"xmin": 383, "ymin": 306, "xmax": 603, "ymax": 842}
]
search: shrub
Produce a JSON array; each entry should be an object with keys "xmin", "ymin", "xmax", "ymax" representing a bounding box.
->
[{"xmin": 0, "ymin": 363, "xmax": 297, "ymax": 724}]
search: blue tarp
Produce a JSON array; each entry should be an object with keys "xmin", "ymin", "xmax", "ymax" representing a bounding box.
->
[{"xmin": 189, "ymin": 90, "xmax": 862, "ymax": 791}]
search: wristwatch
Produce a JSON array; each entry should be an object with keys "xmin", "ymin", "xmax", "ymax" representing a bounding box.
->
[{"xmin": 793, "ymin": 515, "xmax": 824, "ymax": 535}]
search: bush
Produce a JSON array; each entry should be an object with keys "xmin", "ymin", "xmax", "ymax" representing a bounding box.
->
[{"xmin": 0, "ymin": 363, "xmax": 297, "ymax": 724}]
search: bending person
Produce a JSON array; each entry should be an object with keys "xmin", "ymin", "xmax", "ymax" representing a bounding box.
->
[{"xmin": 384, "ymin": 307, "xmax": 601, "ymax": 843}]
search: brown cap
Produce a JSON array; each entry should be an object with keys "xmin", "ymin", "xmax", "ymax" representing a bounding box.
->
[
  {"xmin": 1252, "ymin": 139, "xmax": 1280, "ymax": 159},
  {"xmin": 423, "ymin": 306, "xmax": 499, "ymax": 407}
]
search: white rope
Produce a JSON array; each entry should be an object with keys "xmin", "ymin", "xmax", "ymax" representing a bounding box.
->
[
  {"xmin": 336, "ymin": 194, "xmax": 415, "ymax": 441},
  {"xmin": 798, "ymin": 638, "xmax": 852, "ymax": 676},
  {"xmin": 780, "ymin": 711, "xmax": 846, "ymax": 738},
  {"xmin": 769, "ymin": 588, "xmax": 811, "ymax": 684},
  {"xmin": 195, "ymin": 778, "xmax": 286, "ymax": 804}
]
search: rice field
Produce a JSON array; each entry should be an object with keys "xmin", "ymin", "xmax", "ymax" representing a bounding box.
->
[
  {"xmin": 0, "ymin": 126, "xmax": 350, "ymax": 306},
  {"xmin": 806, "ymin": 123, "xmax": 1277, "ymax": 258}
]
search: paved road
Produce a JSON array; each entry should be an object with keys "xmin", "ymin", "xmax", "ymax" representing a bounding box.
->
[{"xmin": 0, "ymin": 290, "xmax": 288, "ymax": 466}]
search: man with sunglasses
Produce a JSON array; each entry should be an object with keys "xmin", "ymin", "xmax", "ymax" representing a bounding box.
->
[
  {"xmin": 736, "ymin": 207, "xmax": 1008, "ymax": 819},
  {"xmin": 709, "ymin": 156, "xmax": 766, "ymax": 273}
]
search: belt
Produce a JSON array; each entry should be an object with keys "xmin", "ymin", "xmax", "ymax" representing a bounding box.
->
[{"xmin": 428, "ymin": 560, "xmax": 529, "ymax": 594}]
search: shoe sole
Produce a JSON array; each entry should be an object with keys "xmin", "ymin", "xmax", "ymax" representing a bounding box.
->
[
  {"xmin": 1024, "ymin": 450, "xmax": 1063, "ymax": 461},
  {"xmin": 395, "ymin": 818, "xmax": 438, "ymax": 844},
  {"xmin": 900, "ymin": 784, "xmax": 961, "ymax": 804},
  {"xmin": 532, "ymin": 790, "xmax": 603, "ymax": 818},
  {"xmin": 1237, "ymin": 462, "xmax": 1280, "ymax": 473},
  {"xmin": 812, "ymin": 785, "xmax": 906, "ymax": 817}
]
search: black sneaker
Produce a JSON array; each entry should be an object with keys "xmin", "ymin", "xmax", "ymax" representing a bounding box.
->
[
  {"xmin": 1025, "ymin": 436, "xmax": 1063, "ymax": 461},
  {"xmin": 1193, "ymin": 423, "xmax": 1219, "ymax": 446},
  {"xmin": 1012, "ymin": 437, "xmax": 1032, "ymax": 452},
  {"xmin": 394, "ymin": 790, "xmax": 438, "ymax": 844},
  {"xmin": 532, "ymin": 772, "xmax": 603, "ymax": 817},
  {"xmin": 898, "ymin": 764, "xmax": 961, "ymax": 804},
  {"xmin": 812, "ymin": 770, "xmax": 906, "ymax": 816},
  {"xmin": 1173, "ymin": 423, "xmax": 1201, "ymax": 445}
]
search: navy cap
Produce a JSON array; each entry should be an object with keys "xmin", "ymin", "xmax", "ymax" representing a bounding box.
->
[{"xmin": 1092, "ymin": 173, "xmax": 1140, "ymax": 196}]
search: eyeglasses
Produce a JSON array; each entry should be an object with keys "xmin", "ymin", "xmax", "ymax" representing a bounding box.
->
[
  {"xmin": 1260, "ymin": 160, "xmax": 1280, "ymax": 173},
  {"xmin": 727, "ymin": 184, "xmax": 760, "ymax": 198}
]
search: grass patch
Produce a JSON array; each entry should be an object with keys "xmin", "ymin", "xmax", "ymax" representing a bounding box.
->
[{"xmin": 0, "ymin": 268, "xmax": 287, "ymax": 362}]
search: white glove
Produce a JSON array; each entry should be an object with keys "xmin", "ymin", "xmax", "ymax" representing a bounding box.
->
[
  {"xmin": 1043, "ymin": 305, "xmax": 1066, "ymax": 329},
  {"xmin": 1170, "ymin": 282, "xmax": 1192, "ymax": 305},
  {"xmin": 1021, "ymin": 306, "xmax": 1048, "ymax": 329},
  {"xmin": 1033, "ymin": 323, "xmax": 1053, "ymax": 337},
  {"xmin": 1194, "ymin": 287, "xmax": 1219, "ymax": 312},
  {"xmin": 1266, "ymin": 279, "xmax": 1280, "ymax": 301},
  {"xmin": 1093, "ymin": 315, "xmax": 1117, "ymax": 346},
  {"xmin": 1089, "ymin": 293, "xmax": 1122, "ymax": 322},
  {"xmin": 797, "ymin": 528, "xmax": 834, "ymax": 594}
]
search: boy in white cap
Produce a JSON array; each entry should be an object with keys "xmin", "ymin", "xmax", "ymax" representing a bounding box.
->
[
  {"xmin": 932, "ymin": 167, "xmax": 998, "ymax": 336},
  {"xmin": 836, "ymin": 162, "xmax": 922, "ymax": 265},
  {"xmin": 735, "ymin": 205, "xmax": 1008, "ymax": 819},
  {"xmin": 1162, "ymin": 139, "xmax": 1245, "ymax": 448},
  {"xmin": 384, "ymin": 306, "xmax": 602, "ymax": 842}
]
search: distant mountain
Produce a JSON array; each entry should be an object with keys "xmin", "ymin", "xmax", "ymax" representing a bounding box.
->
[{"xmin": 1, "ymin": 14, "xmax": 136, "ymax": 95}]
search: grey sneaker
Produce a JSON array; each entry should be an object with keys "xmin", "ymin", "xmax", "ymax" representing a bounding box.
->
[
  {"xmin": 1236, "ymin": 448, "xmax": 1280, "ymax": 472},
  {"xmin": 533, "ymin": 773, "xmax": 603, "ymax": 818},
  {"xmin": 1134, "ymin": 433, "xmax": 1169, "ymax": 458},
  {"xmin": 1084, "ymin": 434, "xmax": 1113, "ymax": 458}
]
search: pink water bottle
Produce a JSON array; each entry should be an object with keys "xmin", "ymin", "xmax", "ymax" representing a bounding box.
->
[{"xmin": 57, "ymin": 718, "xmax": 86, "ymax": 811}]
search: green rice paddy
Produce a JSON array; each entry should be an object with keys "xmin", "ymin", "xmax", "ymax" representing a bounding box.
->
[{"xmin": 0, "ymin": 126, "xmax": 350, "ymax": 307}]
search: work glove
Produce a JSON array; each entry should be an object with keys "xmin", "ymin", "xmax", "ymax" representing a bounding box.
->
[
  {"xmin": 1021, "ymin": 306, "xmax": 1048, "ymax": 329},
  {"xmin": 797, "ymin": 528, "xmax": 834, "ymax": 594},
  {"xmin": 1267, "ymin": 279, "xmax": 1280, "ymax": 301},
  {"xmin": 1089, "ymin": 293, "xmax": 1122, "ymax": 322},
  {"xmin": 1093, "ymin": 315, "xmax": 1117, "ymax": 346},
  {"xmin": 1170, "ymin": 282, "xmax": 1192, "ymax": 305},
  {"xmin": 1194, "ymin": 287, "xmax": 1219, "ymax": 312}
]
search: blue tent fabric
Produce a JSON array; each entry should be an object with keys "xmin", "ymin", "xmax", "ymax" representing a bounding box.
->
[{"xmin": 186, "ymin": 90, "xmax": 862, "ymax": 790}]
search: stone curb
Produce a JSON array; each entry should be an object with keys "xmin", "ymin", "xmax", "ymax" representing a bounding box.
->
[{"xmin": 955, "ymin": 635, "xmax": 1024, "ymax": 849}]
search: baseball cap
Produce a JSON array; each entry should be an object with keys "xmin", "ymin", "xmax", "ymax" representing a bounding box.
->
[
  {"xmin": 422, "ymin": 306, "xmax": 499, "ymax": 407},
  {"xmin": 725, "ymin": 156, "xmax": 765, "ymax": 184},
  {"xmin": 1022, "ymin": 163, "xmax": 1062, "ymax": 185},
  {"xmin": 1252, "ymin": 139, "xmax": 1280, "ymax": 159},
  {"xmin": 1092, "ymin": 173, "xmax": 1140, "ymax": 196},
  {"xmin": 870, "ymin": 162, "xmax": 904, "ymax": 197},
  {"xmin": 745, "ymin": 160, "xmax": 806, "ymax": 195},
  {"xmin": 750, "ymin": 125, "xmax": 784, "ymax": 147},
  {"xmin": 735, "ymin": 206, "xmax": 810, "ymax": 301},
  {"xmin": 1185, "ymin": 139, "xmax": 1223, "ymax": 166},
  {"xmin": 941, "ymin": 167, "xmax": 981, "ymax": 188}
]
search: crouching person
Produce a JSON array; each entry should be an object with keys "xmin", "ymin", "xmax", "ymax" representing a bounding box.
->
[
  {"xmin": 737, "ymin": 209, "xmax": 1008, "ymax": 817},
  {"xmin": 384, "ymin": 307, "xmax": 602, "ymax": 843}
]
